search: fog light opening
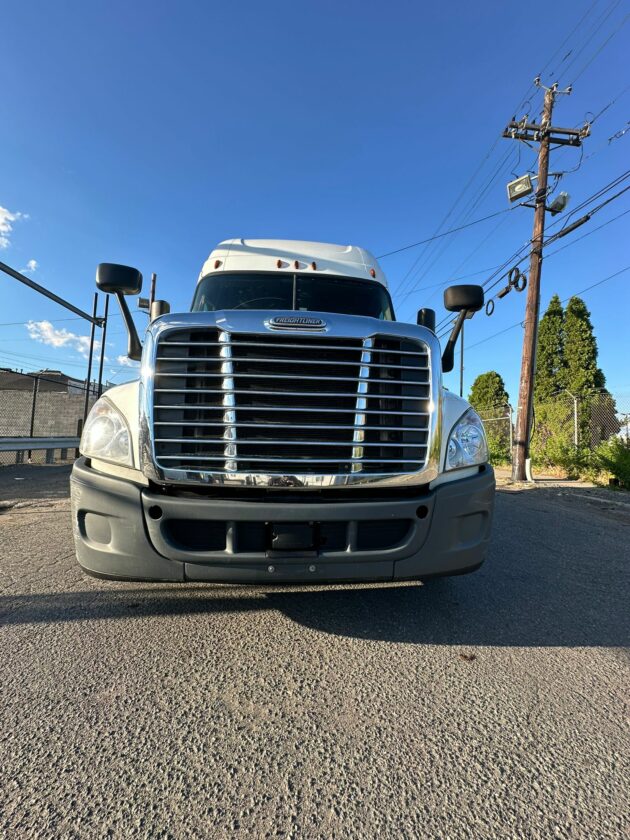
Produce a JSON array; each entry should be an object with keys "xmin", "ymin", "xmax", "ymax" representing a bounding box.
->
[
  {"xmin": 416, "ymin": 505, "xmax": 428, "ymax": 520},
  {"xmin": 148, "ymin": 505, "xmax": 163, "ymax": 521}
]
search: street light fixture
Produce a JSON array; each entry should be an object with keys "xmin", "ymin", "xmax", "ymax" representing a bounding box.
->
[
  {"xmin": 548, "ymin": 191, "xmax": 570, "ymax": 215},
  {"xmin": 506, "ymin": 174, "xmax": 534, "ymax": 202}
]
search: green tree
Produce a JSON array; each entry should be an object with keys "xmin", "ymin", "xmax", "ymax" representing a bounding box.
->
[
  {"xmin": 468, "ymin": 371, "xmax": 510, "ymax": 463},
  {"xmin": 563, "ymin": 296, "xmax": 605, "ymax": 395},
  {"xmin": 534, "ymin": 293, "xmax": 565, "ymax": 401},
  {"xmin": 531, "ymin": 294, "xmax": 617, "ymax": 472},
  {"xmin": 468, "ymin": 371, "xmax": 509, "ymax": 411}
]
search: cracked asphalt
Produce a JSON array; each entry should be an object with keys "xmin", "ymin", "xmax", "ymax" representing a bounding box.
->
[{"xmin": 0, "ymin": 465, "xmax": 628, "ymax": 839}]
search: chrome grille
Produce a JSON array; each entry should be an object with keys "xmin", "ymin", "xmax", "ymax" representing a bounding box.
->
[{"xmin": 151, "ymin": 329, "xmax": 431, "ymax": 476}]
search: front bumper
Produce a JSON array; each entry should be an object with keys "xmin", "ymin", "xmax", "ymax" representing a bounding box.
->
[{"xmin": 70, "ymin": 458, "xmax": 495, "ymax": 583}]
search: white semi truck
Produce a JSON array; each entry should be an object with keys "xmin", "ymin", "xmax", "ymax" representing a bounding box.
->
[{"xmin": 71, "ymin": 239, "xmax": 495, "ymax": 583}]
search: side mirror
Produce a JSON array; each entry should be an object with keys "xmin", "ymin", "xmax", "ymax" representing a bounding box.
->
[
  {"xmin": 95, "ymin": 263, "xmax": 143, "ymax": 361},
  {"xmin": 444, "ymin": 284, "xmax": 484, "ymax": 313},
  {"xmin": 441, "ymin": 285, "xmax": 484, "ymax": 373},
  {"xmin": 416, "ymin": 308, "xmax": 436, "ymax": 331},
  {"xmin": 96, "ymin": 263, "xmax": 143, "ymax": 296}
]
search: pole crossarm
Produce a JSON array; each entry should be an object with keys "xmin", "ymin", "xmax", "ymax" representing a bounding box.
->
[
  {"xmin": 503, "ymin": 123, "xmax": 588, "ymax": 147},
  {"xmin": 503, "ymin": 112, "xmax": 589, "ymax": 147},
  {"xmin": 504, "ymin": 121, "xmax": 590, "ymax": 137},
  {"xmin": 0, "ymin": 260, "xmax": 104, "ymax": 326},
  {"xmin": 502, "ymin": 131, "xmax": 583, "ymax": 147}
]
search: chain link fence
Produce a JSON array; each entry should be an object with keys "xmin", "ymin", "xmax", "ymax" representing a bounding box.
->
[
  {"xmin": 479, "ymin": 390, "xmax": 630, "ymax": 481},
  {"xmin": 0, "ymin": 369, "xmax": 99, "ymax": 466},
  {"xmin": 477, "ymin": 404, "xmax": 513, "ymax": 465}
]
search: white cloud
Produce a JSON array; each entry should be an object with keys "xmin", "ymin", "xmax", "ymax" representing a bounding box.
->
[
  {"xmin": 116, "ymin": 355, "xmax": 139, "ymax": 367},
  {"xmin": 22, "ymin": 259, "xmax": 38, "ymax": 273},
  {"xmin": 26, "ymin": 320, "xmax": 101, "ymax": 358},
  {"xmin": 0, "ymin": 205, "xmax": 27, "ymax": 249}
]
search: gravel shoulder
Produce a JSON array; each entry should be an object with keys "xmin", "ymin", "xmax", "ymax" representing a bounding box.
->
[{"xmin": 1, "ymin": 465, "xmax": 628, "ymax": 839}]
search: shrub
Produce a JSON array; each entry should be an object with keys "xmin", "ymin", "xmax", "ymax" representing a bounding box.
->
[
  {"xmin": 593, "ymin": 437, "xmax": 630, "ymax": 488},
  {"xmin": 532, "ymin": 440, "xmax": 591, "ymax": 479}
]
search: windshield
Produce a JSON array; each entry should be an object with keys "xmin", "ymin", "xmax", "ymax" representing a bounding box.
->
[{"xmin": 191, "ymin": 273, "xmax": 395, "ymax": 320}]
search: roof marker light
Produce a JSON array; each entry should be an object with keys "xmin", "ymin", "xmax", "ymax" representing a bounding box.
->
[
  {"xmin": 311, "ymin": 261, "xmax": 317, "ymax": 271},
  {"xmin": 277, "ymin": 259, "xmax": 282, "ymax": 268},
  {"xmin": 214, "ymin": 259, "xmax": 221, "ymax": 269},
  {"xmin": 294, "ymin": 260, "xmax": 300, "ymax": 269},
  {"xmin": 370, "ymin": 268, "xmax": 376, "ymax": 278}
]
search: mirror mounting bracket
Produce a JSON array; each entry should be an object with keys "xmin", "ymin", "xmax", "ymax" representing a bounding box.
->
[
  {"xmin": 441, "ymin": 310, "xmax": 467, "ymax": 373},
  {"xmin": 115, "ymin": 292, "xmax": 142, "ymax": 361}
]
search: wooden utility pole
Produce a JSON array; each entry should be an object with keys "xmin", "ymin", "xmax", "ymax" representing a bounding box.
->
[
  {"xmin": 503, "ymin": 80, "xmax": 588, "ymax": 481},
  {"xmin": 512, "ymin": 86, "xmax": 553, "ymax": 481}
]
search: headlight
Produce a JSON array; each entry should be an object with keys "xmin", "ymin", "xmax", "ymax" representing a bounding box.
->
[
  {"xmin": 446, "ymin": 408, "xmax": 488, "ymax": 471},
  {"xmin": 80, "ymin": 397, "xmax": 133, "ymax": 466}
]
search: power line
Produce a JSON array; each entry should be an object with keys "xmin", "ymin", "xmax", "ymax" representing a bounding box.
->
[
  {"xmin": 0, "ymin": 316, "xmax": 90, "ymax": 327},
  {"xmin": 404, "ymin": 147, "xmax": 519, "ymax": 282},
  {"xmin": 0, "ymin": 309, "xmax": 138, "ymax": 329},
  {"xmin": 391, "ymin": 3, "xmax": 614, "ymax": 302},
  {"xmin": 430, "ymin": 215, "xmax": 512, "ymax": 297},
  {"xmin": 465, "ymin": 265, "xmax": 630, "ymax": 352},
  {"xmin": 539, "ymin": 0, "xmax": 603, "ymax": 81},
  {"xmin": 547, "ymin": 102, "xmax": 630, "ymax": 176},
  {"xmin": 545, "ymin": 205, "xmax": 630, "ymax": 255},
  {"xmin": 432, "ymin": 238, "xmax": 533, "ymax": 333},
  {"xmin": 437, "ymin": 200, "xmax": 629, "ymax": 338},
  {"xmin": 388, "ymin": 145, "xmax": 513, "ymax": 289},
  {"xmin": 558, "ymin": 0, "xmax": 622, "ymax": 82},
  {"xmin": 388, "ymin": 81, "xmax": 544, "ymax": 299},
  {"xmin": 0, "ymin": 349, "xmax": 97, "ymax": 369},
  {"xmin": 427, "ymin": 149, "xmax": 625, "ymax": 324},
  {"xmin": 377, "ymin": 205, "xmax": 521, "ymax": 259},
  {"xmin": 569, "ymin": 8, "xmax": 629, "ymax": 84},
  {"xmin": 392, "ymin": 4, "xmax": 628, "ymax": 312},
  {"xmin": 393, "ymin": 146, "xmax": 521, "ymax": 299},
  {"xmin": 556, "ymin": 167, "xmax": 630, "ymax": 228},
  {"xmin": 480, "ymin": 182, "xmax": 630, "ymax": 304},
  {"xmin": 588, "ymin": 81, "xmax": 630, "ymax": 123},
  {"xmin": 480, "ymin": 168, "xmax": 630, "ymax": 297}
]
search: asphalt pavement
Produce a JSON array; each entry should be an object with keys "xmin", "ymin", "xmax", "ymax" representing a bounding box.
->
[{"xmin": 1, "ymin": 465, "xmax": 628, "ymax": 839}]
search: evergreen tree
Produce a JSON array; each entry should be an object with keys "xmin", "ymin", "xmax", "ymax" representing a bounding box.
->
[
  {"xmin": 468, "ymin": 371, "xmax": 509, "ymax": 410},
  {"xmin": 534, "ymin": 294, "xmax": 565, "ymax": 401},
  {"xmin": 563, "ymin": 296, "xmax": 605, "ymax": 395},
  {"xmin": 468, "ymin": 372, "xmax": 511, "ymax": 463},
  {"xmin": 530, "ymin": 293, "xmax": 616, "ymax": 468}
]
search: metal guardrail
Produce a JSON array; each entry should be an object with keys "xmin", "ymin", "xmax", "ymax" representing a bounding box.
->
[{"xmin": 0, "ymin": 436, "xmax": 79, "ymax": 453}]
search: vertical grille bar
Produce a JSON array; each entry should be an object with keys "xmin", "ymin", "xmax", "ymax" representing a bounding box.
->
[
  {"xmin": 351, "ymin": 337, "xmax": 374, "ymax": 472},
  {"xmin": 219, "ymin": 331, "xmax": 237, "ymax": 472}
]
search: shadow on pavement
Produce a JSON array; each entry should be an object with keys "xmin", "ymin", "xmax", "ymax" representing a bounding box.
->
[
  {"xmin": 1, "ymin": 567, "xmax": 628, "ymax": 648},
  {"xmin": 1, "ymin": 486, "xmax": 628, "ymax": 647}
]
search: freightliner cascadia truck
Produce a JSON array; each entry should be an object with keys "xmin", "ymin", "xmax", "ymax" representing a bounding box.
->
[{"xmin": 71, "ymin": 239, "xmax": 495, "ymax": 583}]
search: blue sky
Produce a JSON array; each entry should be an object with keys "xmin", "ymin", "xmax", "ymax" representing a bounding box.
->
[{"xmin": 1, "ymin": 0, "xmax": 628, "ymax": 400}]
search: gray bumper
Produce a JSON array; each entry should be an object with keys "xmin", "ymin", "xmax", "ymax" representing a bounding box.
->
[{"xmin": 70, "ymin": 458, "xmax": 495, "ymax": 583}]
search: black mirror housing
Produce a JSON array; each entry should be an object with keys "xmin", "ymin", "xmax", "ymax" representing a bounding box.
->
[
  {"xmin": 416, "ymin": 308, "xmax": 436, "ymax": 331},
  {"xmin": 441, "ymin": 285, "xmax": 484, "ymax": 373},
  {"xmin": 444, "ymin": 284, "xmax": 484, "ymax": 313},
  {"xmin": 96, "ymin": 263, "xmax": 143, "ymax": 361},
  {"xmin": 96, "ymin": 263, "xmax": 143, "ymax": 296}
]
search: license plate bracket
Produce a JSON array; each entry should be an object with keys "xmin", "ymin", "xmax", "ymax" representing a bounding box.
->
[{"xmin": 269, "ymin": 522, "xmax": 316, "ymax": 552}]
